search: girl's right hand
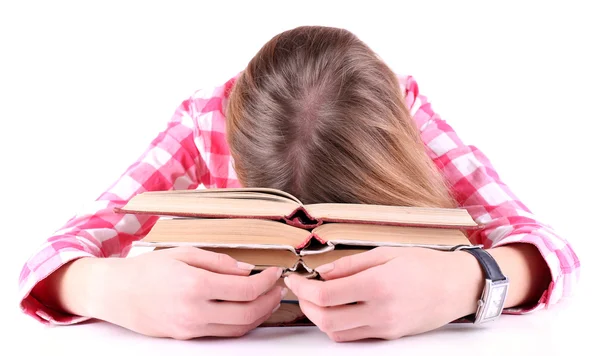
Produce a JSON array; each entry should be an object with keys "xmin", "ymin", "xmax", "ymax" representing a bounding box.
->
[{"xmin": 39, "ymin": 246, "xmax": 286, "ymax": 340}]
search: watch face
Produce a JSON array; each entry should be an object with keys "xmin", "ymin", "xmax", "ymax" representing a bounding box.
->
[{"xmin": 484, "ymin": 283, "xmax": 509, "ymax": 320}]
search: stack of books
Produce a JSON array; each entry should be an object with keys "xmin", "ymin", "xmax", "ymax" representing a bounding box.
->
[{"xmin": 115, "ymin": 187, "xmax": 479, "ymax": 326}]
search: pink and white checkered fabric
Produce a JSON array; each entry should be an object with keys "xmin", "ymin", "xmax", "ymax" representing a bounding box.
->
[{"xmin": 17, "ymin": 74, "xmax": 580, "ymax": 325}]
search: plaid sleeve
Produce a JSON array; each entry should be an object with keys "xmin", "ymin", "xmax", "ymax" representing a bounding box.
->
[
  {"xmin": 17, "ymin": 87, "xmax": 228, "ymax": 325},
  {"xmin": 400, "ymin": 75, "xmax": 580, "ymax": 313}
]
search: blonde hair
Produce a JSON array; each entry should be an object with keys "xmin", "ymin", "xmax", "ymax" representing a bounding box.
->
[{"xmin": 226, "ymin": 26, "xmax": 456, "ymax": 208}]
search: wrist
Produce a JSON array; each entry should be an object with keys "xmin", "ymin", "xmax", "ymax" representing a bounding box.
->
[
  {"xmin": 443, "ymin": 249, "xmax": 485, "ymax": 319},
  {"xmin": 82, "ymin": 257, "xmax": 127, "ymax": 321},
  {"xmin": 35, "ymin": 256, "xmax": 124, "ymax": 320}
]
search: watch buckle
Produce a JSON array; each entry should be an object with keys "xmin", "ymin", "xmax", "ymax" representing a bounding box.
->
[{"xmin": 452, "ymin": 244, "xmax": 484, "ymax": 251}]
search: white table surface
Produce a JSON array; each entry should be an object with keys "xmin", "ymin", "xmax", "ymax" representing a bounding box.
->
[{"xmin": 4, "ymin": 276, "xmax": 594, "ymax": 356}]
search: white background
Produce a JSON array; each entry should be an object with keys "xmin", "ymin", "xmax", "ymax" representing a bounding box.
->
[{"xmin": 1, "ymin": 0, "xmax": 598, "ymax": 353}]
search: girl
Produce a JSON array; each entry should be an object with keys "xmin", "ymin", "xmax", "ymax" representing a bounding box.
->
[{"xmin": 18, "ymin": 26, "xmax": 579, "ymax": 342}]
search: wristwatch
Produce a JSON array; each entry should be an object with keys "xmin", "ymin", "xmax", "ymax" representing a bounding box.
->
[{"xmin": 451, "ymin": 245, "xmax": 510, "ymax": 324}]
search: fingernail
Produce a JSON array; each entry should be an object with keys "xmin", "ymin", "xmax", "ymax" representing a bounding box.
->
[
  {"xmin": 236, "ymin": 261, "xmax": 255, "ymax": 270},
  {"xmin": 283, "ymin": 276, "xmax": 292, "ymax": 290},
  {"xmin": 280, "ymin": 287, "xmax": 288, "ymax": 300},
  {"xmin": 272, "ymin": 304, "xmax": 281, "ymax": 314},
  {"xmin": 276, "ymin": 267, "xmax": 284, "ymax": 278},
  {"xmin": 315, "ymin": 263, "xmax": 334, "ymax": 274}
]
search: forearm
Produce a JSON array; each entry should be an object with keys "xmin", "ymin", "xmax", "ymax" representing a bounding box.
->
[
  {"xmin": 31, "ymin": 257, "xmax": 117, "ymax": 319},
  {"xmin": 451, "ymin": 243, "xmax": 552, "ymax": 317}
]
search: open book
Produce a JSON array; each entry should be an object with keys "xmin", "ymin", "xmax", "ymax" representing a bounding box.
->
[
  {"xmin": 135, "ymin": 217, "xmax": 474, "ymax": 274},
  {"xmin": 116, "ymin": 187, "xmax": 479, "ymax": 326},
  {"xmin": 115, "ymin": 187, "xmax": 479, "ymax": 229}
]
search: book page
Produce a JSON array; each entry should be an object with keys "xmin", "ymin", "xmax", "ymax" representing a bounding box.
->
[
  {"xmin": 143, "ymin": 187, "xmax": 303, "ymax": 204},
  {"xmin": 301, "ymin": 249, "xmax": 368, "ymax": 269},
  {"xmin": 313, "ymin": 223, "xmax": 471, "ymax": 246},
  {"xmin": 141, "ymin": 218, "xmax": 310, "ymax": 247},
  {"xmin": 201, "ymin": 247, "xmax": 300, "ymax": 268},
  {"xmin": 305, "ymin": 203, "xmax": 478, "ymax": 228},
  {"xmin": 119, "ymin": 194, "xmax": 300, "ymax": 218}
]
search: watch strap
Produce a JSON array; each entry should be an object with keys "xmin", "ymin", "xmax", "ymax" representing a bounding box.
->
[{"xmin": 458, "ymin": 246, "xmax": 506, "ymax": 282}]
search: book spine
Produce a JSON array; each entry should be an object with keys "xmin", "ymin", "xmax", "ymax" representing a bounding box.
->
[
  {"xmin": 294, "ymin": 232, "xmax": 327, "ymax": 250},
  {"xmin": 282, "ymin": 206, "xmax": 323, "ymax": 229},
  {"xmin": 319, "ymin": 217, "xmax": 483, "ymax": 230}
]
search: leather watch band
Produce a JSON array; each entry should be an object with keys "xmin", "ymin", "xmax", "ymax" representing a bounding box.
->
[{"xmin": 461, "ymin": 247, "xmax": 506, "ymax": 282}]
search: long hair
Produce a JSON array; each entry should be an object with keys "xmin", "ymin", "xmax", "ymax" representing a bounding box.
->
[{"xmin": 225, "ymin": 26, "xmax": 456, "ymax": 208}]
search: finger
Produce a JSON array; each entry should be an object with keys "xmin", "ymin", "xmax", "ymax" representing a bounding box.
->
[
  {"xmin": 327, "ymin": 326, "xmax": 389, "ymax": 343},
  {"xmin": 202, "ymin": 311, "xmax": 274, "ymax": 338},
  {"xmin": 208, "ymin": 286, "xmax": 286, "ymax": 325},
  {"xmin": 165, "ymin": 246, "xmax": 254, "ymax": 276},
  {"xmin": 298, "ymin": 299, "xmax": 371, "ymax": 333},
  {"xmin": 314, "ymin": 247, "xmax": 400, "ymax": 280},
  {"xmin": 204, "ymin": 266, "xmax": 283, "ymax": 301},
  {"xmin": 284, "ymin": 273, "xmax": 371, "ymax": 307}
]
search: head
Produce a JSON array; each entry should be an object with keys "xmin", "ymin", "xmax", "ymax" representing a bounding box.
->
[{"xmin": 226, "ymin": 26, "xmax": 456, "ymax": 208}]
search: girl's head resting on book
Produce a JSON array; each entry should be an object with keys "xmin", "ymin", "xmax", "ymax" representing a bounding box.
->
[{"xmin": 225, "ymin": 26, "xmax": 456, "ymax": 209}]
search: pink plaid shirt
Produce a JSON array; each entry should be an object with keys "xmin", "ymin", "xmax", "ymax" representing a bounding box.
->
[{"xmin": 18, "ymin": 74, "xmax": 580, "ymax": 325}]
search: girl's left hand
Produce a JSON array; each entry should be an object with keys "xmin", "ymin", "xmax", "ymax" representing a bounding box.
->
[{"xmin": 284, "ymin": 246, "xmax": 482, "ymax": 342}]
